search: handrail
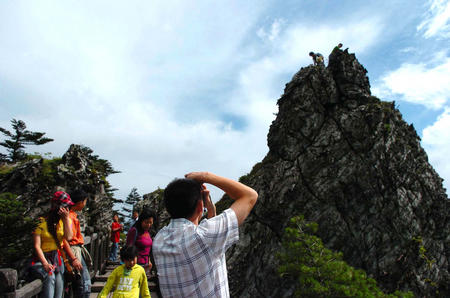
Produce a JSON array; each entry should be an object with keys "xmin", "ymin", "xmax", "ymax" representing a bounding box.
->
[
  {"xmin": 0, "ymin": 231, "xmax": 110, "ymax": 298},
  {"xmin": 14, "ymin": 279, "xmax": 42, "ymax": 298}
]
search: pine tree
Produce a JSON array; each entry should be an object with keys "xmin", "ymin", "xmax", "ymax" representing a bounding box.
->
[
  {"xmin": 0, "ymin": 119, "xmax": 53, "ymax": 162},
  {"xmin": 122, "ymin": 187, "xmax": 141, "ymax": 230},
  {"xmin": 0, "ymin": 192, "xmax": 39, "ymax": 266},
  {"xmin": 123, "ymin": 187, "xmax": 141, "ymax": 214},
  {"xmin": 278, "ymin": 216, "xmax": 413, "ymax": 297}
]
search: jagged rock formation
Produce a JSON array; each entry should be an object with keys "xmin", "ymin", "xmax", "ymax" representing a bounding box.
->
[
  {"xmin": 0, "ymin": 144, "xmax": 118, "ymax": 271},
  {"xmin": 221, "ymin": 49, "xmax": 449, "ymax": 297}
]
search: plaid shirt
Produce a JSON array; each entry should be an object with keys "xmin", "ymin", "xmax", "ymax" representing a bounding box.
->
[{"xmin": 153, "ymin": 209, "xmax": 239, "ymax": 298}]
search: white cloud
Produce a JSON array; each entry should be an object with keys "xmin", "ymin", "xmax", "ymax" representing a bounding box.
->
[
  {"xmin": 373, "ymin": 55, "xmax": 450, "ymax": 109},
  {"xmin": 227, "ymin": 17, "xmax": 384, "ymax": 128},
  {"xmin": 400, "ymin": 47, "xmax": 416, "ymax": 53},
  {"xmin": 0, "ymin": 2, "xmax": 404, "ymax": 203},
  {"xmin": 257, "ymin": 19, "xmax": 285, "ymax": 42},
  {"xmin": 418, "ymin": 0, "xmax": 450, "ymax": 38},
  {"xmin": 0, "ymin": 0, "xmax": 269, "ymax": 201},
  {"xmin": 422, "ymin": 108, "xmax": 450, "ymax": 193}
]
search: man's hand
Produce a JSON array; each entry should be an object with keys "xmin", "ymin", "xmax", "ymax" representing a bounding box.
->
[
  {"xmin": 186, "ymin": 171, "xmax": 258, "ymax": 226},
  {"xmin": 185, "ymin": 172, "xmax": 209, "ymax": 183},
  {"xmin": 72, "ymin": 258, "xmax": 83, "ymax": 271},
  {"xmin": 201, "ymin": 184, "xmax": 216, "ymax": 219}
]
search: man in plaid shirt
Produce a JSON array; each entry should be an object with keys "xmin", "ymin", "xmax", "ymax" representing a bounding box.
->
[{"xmin": 153, "ymin": 172, "xmax": 258, "ymax": 297}]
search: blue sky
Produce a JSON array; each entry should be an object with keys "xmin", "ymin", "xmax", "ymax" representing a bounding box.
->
[{"xmin": 1, "ymin": 0, "xmax": 449, "ymax": 205}]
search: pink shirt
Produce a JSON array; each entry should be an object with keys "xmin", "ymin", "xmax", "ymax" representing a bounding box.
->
[{"xmin": 126, "ymin": 227, "xmax": 152, "ymax": 265}]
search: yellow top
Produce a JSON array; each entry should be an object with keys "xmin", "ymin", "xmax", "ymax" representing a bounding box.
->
[
  {"xmin": 34, "ymin": 217, "xmax": 65, "ymax": 252},
  {"xmin": 98, "ymin": 264, "xmax": 151, "ymax": 298}
]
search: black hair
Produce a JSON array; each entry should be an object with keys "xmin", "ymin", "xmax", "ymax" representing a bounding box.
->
[
  {"xmin": 164, "ymin": 178, "xmax": 202, "ymax": 219},
  {"xmin": 120, "ymin": 245, "xmax": 138, "ymax": 261},
  {"xmin": 135, "ymin": 207, "xmax": 156, "ymax": 234},
  {"xmin": 70, "ymin": 189, "xmax": 88, "ymax": 204},
  {"xmin": 309, "ymin": 52, "xmax": 314, "ymax": 56},
  {"xmin": 46, "ymin": 202, "xmax": 62, "ymax": 248}
]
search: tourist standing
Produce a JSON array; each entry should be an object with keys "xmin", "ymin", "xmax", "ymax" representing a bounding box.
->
[
  {"xmin": 32, "ymin": 191, "xmax": 74, "ymax": 298},
  {"xmin": 153, "ymin": 172, "xmax": 258, "ymax": 297},
  {"xmin": 109, "ymin": 214, "xmax": 123, "ymax": 261},
  {"xmin": 126, "ymin": 208, "xmax": 155, "ymax": 278},
  {"xmin": 61, "ymin": 189, "xmax": 92, "ymax": 298},
  {"xmin": 99, "ymin": 246, "xmax": 151, "ymax": 298},
  {"xmin": 129, "ymin": 209, "xmax": 139, "ymax": 229}
]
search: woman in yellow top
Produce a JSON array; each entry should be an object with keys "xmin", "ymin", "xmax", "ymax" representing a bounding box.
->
[{"xmin": 33, "ymin": 191, "xmax": 74, "ymax": 298}]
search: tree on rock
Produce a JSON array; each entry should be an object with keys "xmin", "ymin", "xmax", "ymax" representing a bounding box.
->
[
  {"xmin": 0, "ymin": 119, "xmax": 53, "ymax": 162},
  {"xmin": 278, "ymin": 216, "xmax": 413, "ymax": 297}
]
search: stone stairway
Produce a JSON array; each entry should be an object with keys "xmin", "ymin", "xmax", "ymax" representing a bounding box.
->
[{"xmin": 90, "ymin": 261, "xmax": 159, "ymax": 297}]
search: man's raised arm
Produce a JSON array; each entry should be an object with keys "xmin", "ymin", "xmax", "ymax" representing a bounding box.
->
[{"xmin": 185, "ymin": 172, "xmax": 258, "ymax": 226}]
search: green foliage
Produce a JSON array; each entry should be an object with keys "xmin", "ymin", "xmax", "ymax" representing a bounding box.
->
[
  {"xmin": 412, "ymin": 236, "xmax": 436, "ymax": 270},
  {"xmin": 238, "ymin": 162, "xmax": 262, "ymax": 186},
  {"xmin": 278, "ymin": 216, "xmax": 413, "ymax": 298},
  {"xmin": 0, "ymin": 192, "xmax": 39, "ymax": 266},
  {"xmin": 380, "ymin": 101, "xmax": 394, "ymax": 111},
  {"xmin": 0, "ymin": 119, "xmax": 53, "ymax": 162},
  {"xmin": 122, "ymin": 187, "xmax": 142, "ymax": 230},
  {"xmin": 36, "ymin": 157, "xmax": 63, "ymax": 187},
  {"xmin": 120, "ymin": 232, "xmax": 126, "ymax": 243},
  {"xmin": 412, "ymin": 236, "xmax": 438, "ymax": 289},
  {"xmin": 0, "ymin": 164, "xmax": 14, "ymax": 176},
  {"xmin": 124, "ymin": 187, "xmax": 141, "ymax": 213}
]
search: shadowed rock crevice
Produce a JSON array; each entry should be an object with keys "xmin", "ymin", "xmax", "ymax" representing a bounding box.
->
[{"xmin": 218, "ymin": 49, "xmax": 449, "ymax": 297}]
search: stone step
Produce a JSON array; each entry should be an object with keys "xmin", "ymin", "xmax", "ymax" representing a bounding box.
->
[
  {"xmin": 106, "ymin": 265, "xmax": 119, "ymax": 271},
  {"xmin": 148, "ymin": 280, "xmax": 157, "ymax": 291},
  {"xmin": 91, "ymin": 281, "xmax": 106, "ymax": 293},
  {"xmin": 92, "ymin": 279, "xmax": 157, "ymax": 290},
  {"xmin": 95, "ymin": 275, "xmax": 109, "ymax": 282},
  {"xmin": 95, "ymin": 271, "xmax": 113, "ymax": 281},
  {"xmin": 90, "ymin": 285, "xmax": 158, "ymax": 296}
]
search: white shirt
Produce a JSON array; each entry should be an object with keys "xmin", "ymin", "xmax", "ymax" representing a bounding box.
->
[{"xmin": 153, "ymin": 209, "xmax": 239, "ymax": 297}]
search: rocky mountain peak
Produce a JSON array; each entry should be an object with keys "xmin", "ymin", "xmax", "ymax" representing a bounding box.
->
[{"xmin": 222, "ymin": 49, "xmax": 449, "ymax": 297}]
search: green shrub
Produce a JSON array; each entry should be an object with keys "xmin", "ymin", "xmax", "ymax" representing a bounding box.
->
[
  {"xmin": 278, "ymin": 216, "xmax": 413, "ymax": 298},
  {"xmin": 36, "ymin": 157, "xmax": 62, "ymax": 186},
  {"xmin": 0, "ymin": 164, "xmax": 14, "ymax": 176},
  {"xmin": 0, "ymin": 192, "xmax": 39, "ymax": 266}
]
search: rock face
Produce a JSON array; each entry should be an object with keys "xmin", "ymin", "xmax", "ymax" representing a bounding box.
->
[
  {"xmin": 222, "ymin": 49, "xmax": 449, "ymax": 297},
  {"xmin": 0, "ymin": 144, "xmax": 118, "ymax": 271}
]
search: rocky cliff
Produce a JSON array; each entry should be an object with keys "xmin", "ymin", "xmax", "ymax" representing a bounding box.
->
[
  {"xmin": 0, "ymin": 144, "xmax": 118, "ymax": 270},
  {"xmin": 221, "ymin": 49, "xmax": 449, "ymax": 297}
]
